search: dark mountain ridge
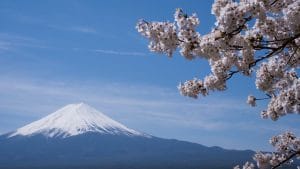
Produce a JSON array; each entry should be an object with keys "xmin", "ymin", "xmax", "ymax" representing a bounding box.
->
[{"xmin": 0, "ymin": 132, "xmax": 254, "ymax": 169}]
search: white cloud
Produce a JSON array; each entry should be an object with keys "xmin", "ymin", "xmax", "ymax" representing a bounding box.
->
[
  {"xmin": 0, "ymin": 76, "xmax": 246, "ymax": 123},
  {"xmin": 71, "ymin": 47, "xmax": 147, "ymax": 56},
  {"xmin": 1, "ymin": 76, "xmax": 299, "ymax": 150},
  {"xmin": 48, "ymin": 25, "xmax": 98, "ymax": 34},
  {"xmin": 69, "ymin": 26, "xmax": 97, "ymax": 34},
  {"xmin": 0, "ymin": 33, "xmax": 50, "ymax": 52},
  {"xmin": 0, "ymin": 33, "xmax": 146, "ymax": 56},
  {"xmin": 93, "ymin": 49, "xmax": 147, "ymax": 56}
]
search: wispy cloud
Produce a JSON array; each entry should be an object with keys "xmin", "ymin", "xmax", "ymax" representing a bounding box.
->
[
  {"xmin": 0, "ymin": 33, "xmax": 146, "ymax": 56},
  {"xmin": 0, "ymin": 41, "xmax": 12, "ymax": 51},
  {"xmin": 69, "ymin": 26, "xmax": 97, "ymax": 34},
  {"xmin": 70, "ymin": 47, "xmax": 147, "ymax": 56},
  {"xmin": 1, "ymin": 9, "xmax": 98, "ymax": 35},
  {"xmin": 0, "ymin": 9, "xmax": 45, "ymax": 25},
  {"xmin": 0, "ymin": 76, "xmax": 288, "ymax": 129},
  {"xmin": 93, "ymin": 49, "xmax": 147, "ymax": 56},
  {"xmin": 1, "ymin": 76, "xmax": 299, "ymax": 150},
  {"xmin": 0, "ymin": 33, "xmax": 49, "ymax": 52},
  {"xmin": 48, "ymin": 25, "xmax": 98, "ymax": 34},
  {"xmin": 0, "ymin": 76, "xmax": 244, "ymax": 123}
]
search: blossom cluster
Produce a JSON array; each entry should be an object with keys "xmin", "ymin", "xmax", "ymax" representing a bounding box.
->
[
  {"xmin": 174, "ymin": 8, "xmax": 200, "ymax": 60},
  {"xmin": 260, "ymin": 71, "xmax": 300, "ymax": 120},
  {"xmin": 177, "ymin": 78, "xmax": 207, "ymax": 98},
  {"xmin": 136, "ymin": 20, "xmax": 178, "ymax": 56},
  {"xmin": 234, "ymin": 132, "xmax": 300, "ymax": 169},
  {"xmin": 136, "ymin": 0, "xmax": 300, "ymax": 119},
  {"xmin": 247, "ymin": 95, "xmax": 256, "ymax": 107},
  {"xmin": 234, "ymin": 161, "xmax": 255, "ymax": 169},
  {"xmin": 254, "ymin": 132, "xmax": 300, "ymax": 169}
]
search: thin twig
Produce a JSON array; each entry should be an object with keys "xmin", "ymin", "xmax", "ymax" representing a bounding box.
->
[
  {"xmin": 225, "ymin": 33, "xmax": 300, "ymax": 80},
  {"xmin": 270, "ymin": 0, "xmax": 279, "ymax": 6},
  {"xmin": 250, "ymin": 33, "xmax": 300, "ymax": 67},
  {"xmin": 287, "ymin": 46, "xmax": 299, "ymax": 66}
]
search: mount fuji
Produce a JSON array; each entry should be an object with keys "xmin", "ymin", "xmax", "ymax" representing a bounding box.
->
[
  {"xmin": 9, "ymin": 103, "xmax": 145, "ymax": 138},
  {"xmin": 0, "ymin": 103, "xmax": 254, "ymax": 169}
]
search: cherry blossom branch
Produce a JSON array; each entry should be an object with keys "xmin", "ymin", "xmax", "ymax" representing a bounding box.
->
[
  {"xmin": 226, "ymin": 32, "xmax": 300, "ymax": 80},
  {"xmin": 271, "ymin": 150, "xmax": 300, "ymax": 169},
  {"xmin": 137, "ymin": 1, "xmax": 300, "ymax": 168},
  {"xmin": 288, "ymin": 46, "xmax": 299, "ymax": 66},
  {"xmin": 226, "ymin": 16, "xmax": 252, "ymax": 37},
  {"xmin": 251, "ymin": 33, "xmax": 300, "ymax": 67},
  {"xmin": 228, "ymin": 44, "xmax": 278, "ymax": 50}
]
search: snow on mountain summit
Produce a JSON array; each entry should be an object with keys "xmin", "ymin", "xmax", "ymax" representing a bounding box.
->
[{"xmin": 9, "ymin": 103, "xmax": 145, "ymax": 138}]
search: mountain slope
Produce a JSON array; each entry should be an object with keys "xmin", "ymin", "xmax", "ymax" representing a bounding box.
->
[
  {"xmin": 9, "ymin": 103, "xmax": 144, "ymax": 138},
  {"xmin": 0, "ymin": 103, "xmax": 255, "ymax": 169},
  {"xmin": 0, "ymin": 133, "xmax": 254, "ymax": 169}
]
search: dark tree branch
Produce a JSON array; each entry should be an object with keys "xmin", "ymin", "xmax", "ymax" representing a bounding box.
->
[
  {"xmin": 271, "ymin": 150, "xmax": 300, "ymax": 169},
  {"xmin": 177, "ymin": 38, "xmax": 185, "ymax": 43},
  {"xmin": 250, "ymin": 33, "xmax": 300, "ymax": 67},
  {"xmin": 270, "ymin": 0, "xmax": 280, "ymax": 6},
  {"xmin": 227, "ymin": 16, "xmax": 252, "ymax": 37},
  {"xmin": 224, "ymin": 33, "xmax": 300, "ymax": 81},
  {"xmin": 141, "ymin": 19, "xmax": 149, "ymax": 24},
  {"xmin": 266, "ymin": 93, "xmax": 272, "ymax": 98},
  {"xmin": 226, "ymin": 70, "xmax": 239, "ymax": 80},
  {"xmin": 287, "ymin": 46, "xmax": 299, "ymax": 66},
  {"xmin": 228, "ymin": 44, "xmax": 278, "ymax": 50},
  {"xmin": 255, "ymin": 97, "xmax": 271, "ymax": 101}
]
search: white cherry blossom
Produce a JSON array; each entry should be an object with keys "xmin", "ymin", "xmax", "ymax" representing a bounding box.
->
[{"xmin": 136, "ymin": 0, "xmax": 300, "ymax": 168}]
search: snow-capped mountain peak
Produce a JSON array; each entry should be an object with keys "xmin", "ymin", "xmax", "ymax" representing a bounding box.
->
[{"xmin": 9, "ymin": 103, "xmax": 145, "ymax": 138}]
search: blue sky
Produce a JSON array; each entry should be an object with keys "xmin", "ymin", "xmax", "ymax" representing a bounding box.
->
[{"xmin": 0, "ymin": 0, "xmax": 299, "ymax": 151}]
